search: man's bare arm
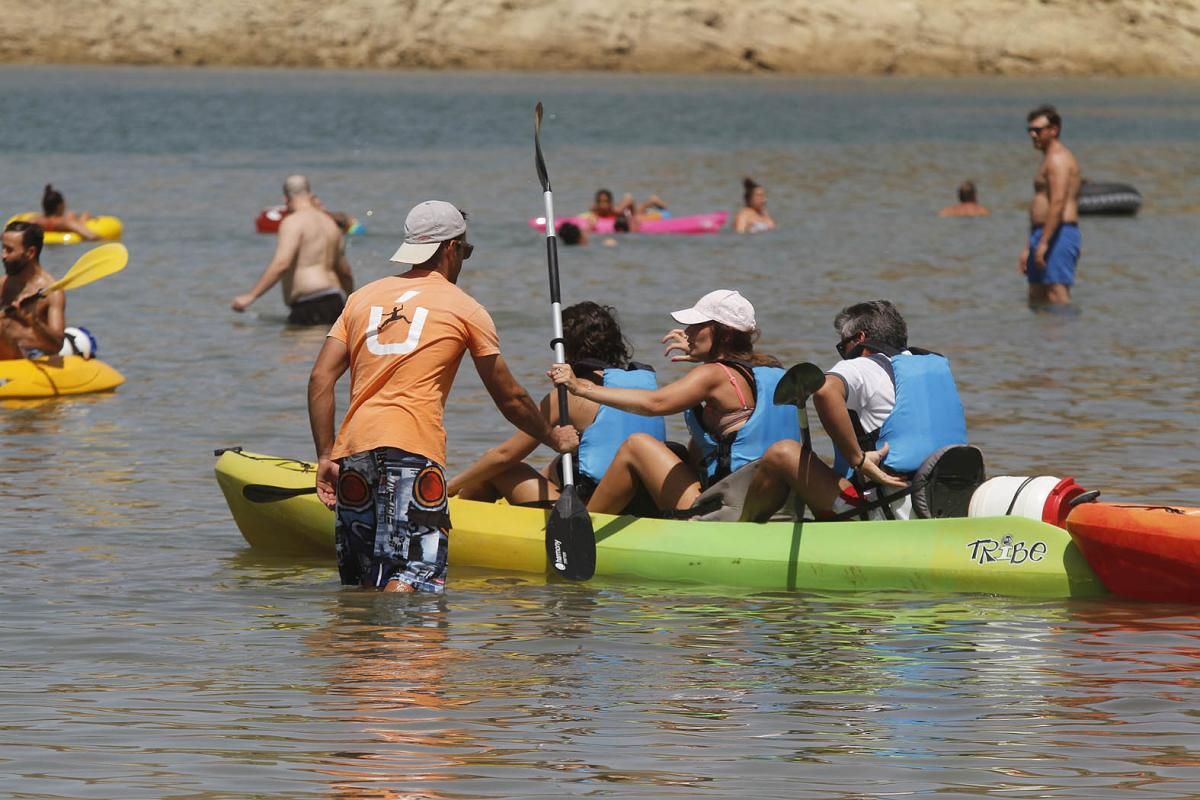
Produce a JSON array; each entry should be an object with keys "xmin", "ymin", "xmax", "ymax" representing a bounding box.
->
[
  {"xmin": 232, "ymin": 219, "xmax": 301, "ymax": 311},
  {"xmin": 474, "ymin": 353, "xmax": 577, "ymax": 453},
  {"xmin": 308, "ymin": 337, "xmax": 349, "ymax": 509},
  {"xmin": 334, "ymin": 246, "xmax": 354, "ymax": 295}
]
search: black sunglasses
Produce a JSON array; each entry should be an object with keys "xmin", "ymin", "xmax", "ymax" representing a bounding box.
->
[
  {"xmin": 457, "ymin": 239, "xmax": 474, "ymax": 260},
  {"xmin": 836, "ymin": 336, "xmax": 856, "ymax": 358},
  {"xmin": 1027, "ymin": 124, "xmax": 1051, "ymax": 135}
]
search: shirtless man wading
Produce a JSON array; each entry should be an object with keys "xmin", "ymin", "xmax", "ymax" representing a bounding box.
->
[
  {"xmin": 1019, "ymin": 105, "xmax": 1082, "ymax": 307},
  {"xmin": 232, "ymin": 174, "xmax": 354, "ymax": 325}
]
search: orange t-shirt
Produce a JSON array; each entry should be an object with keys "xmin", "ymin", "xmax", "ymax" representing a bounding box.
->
[{"xmin": 327, "ymin": 271, "xmax": 500, "ymax": 465}]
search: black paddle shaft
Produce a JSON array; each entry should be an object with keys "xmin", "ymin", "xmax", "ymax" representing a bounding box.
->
[
  {"xmin": 545, "ymin": 239, "xmax": 571, "ymax": 430},
  {"xmin": 535, "ymin": 101, "xmax": 595, "ymax": 580},
  {"xmin": 535, "ymin": 101, "xmax": 575, "ymax": 474}
]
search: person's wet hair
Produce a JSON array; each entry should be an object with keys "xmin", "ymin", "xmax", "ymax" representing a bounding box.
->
[
  {"xmin": 42, "ymin": 184, "xmax": 64, "ymax": 216},
  {"xmin": 958, "ymin": 181, "xmax": 977, "ymax": 203},
  {"xmin": 834, "ymin": 300, "xmax": 908, "ymax": 353},
  {"xmin": 743, "ymin": 177, "xmax": 761, "ymax": 206},
  {"xmin": 562, "ymin": 301, "xmax": 632, "ymax": 367},
  {"xmin": 1027, "ymin": 104, "xmax": 1062, "ymax": 131},
  {"xmin": 4, "ymin": 220, "xmax": 45, "ymax": 259},
  {"xmin": 594, "ymin": 189, "xmax": 613, "ymax": 204},
  {"xmin": 557, "ymin": 221, "xmax": 583, "ymax": 245}
]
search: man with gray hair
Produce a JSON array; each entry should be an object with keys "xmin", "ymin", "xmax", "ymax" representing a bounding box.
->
[
  {"xmin": 741, "ymin": 300, "xmax": 968, "ymax": 522},
  {"xmin": 231, "ymin": 174, "xmax": 354, "ymax": 325}
]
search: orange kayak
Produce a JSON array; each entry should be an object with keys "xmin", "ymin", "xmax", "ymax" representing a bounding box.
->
[{"xmin": 1066, "ymin": 503, "xmax": 1200, "ymax": 603}]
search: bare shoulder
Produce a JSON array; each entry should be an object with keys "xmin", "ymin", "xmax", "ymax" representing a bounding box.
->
[
  {"xmin": 1047, "ymin": 145, "xmax": 1078, "ymax": 169},
  {"xmin": 689, "ymin": 361, "xmax": 727, "ymax": 386}
]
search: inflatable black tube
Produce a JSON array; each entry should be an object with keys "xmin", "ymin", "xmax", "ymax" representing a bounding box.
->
[{"xmin": 1078, "ymin": 181, "xmax": 1141, "ymax": 216}]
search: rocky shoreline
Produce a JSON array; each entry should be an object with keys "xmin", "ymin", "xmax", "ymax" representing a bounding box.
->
[{"xmin": 4, "ymin": 0, "xmax": 1200, "ymax": 76}]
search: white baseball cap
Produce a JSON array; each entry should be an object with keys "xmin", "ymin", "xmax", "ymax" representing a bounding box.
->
[
  {"xmin": 670, "ymin": 289, "xmax": 757, "ymax": 332},
  {"xmin": 390, "ymin": 200, "xmax": 467, "ymax": 264}
]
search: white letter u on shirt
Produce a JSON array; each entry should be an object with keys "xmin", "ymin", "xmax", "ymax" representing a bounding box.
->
[{"xmin": 366, "ymin": 290, "xmax": 428, "ymax": 356}]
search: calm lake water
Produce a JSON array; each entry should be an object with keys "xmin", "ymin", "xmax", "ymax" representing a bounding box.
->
[{"xmin": 2, "ymin": 65, "xmax": 1200, "ymax": 798}]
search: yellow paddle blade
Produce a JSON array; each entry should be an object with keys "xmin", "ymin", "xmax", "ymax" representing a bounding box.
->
[{"xmin": 45, "ymin": 243, "xmax": 128, "ymax": 294}]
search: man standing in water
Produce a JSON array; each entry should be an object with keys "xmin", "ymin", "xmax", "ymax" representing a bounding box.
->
[
  {"xmin": 307, "ymin": 200, "xmax": 578, "ymax": 594},
  {"xmin": 0, "ymin": 221, "xmax": 65, "ymax": 359},
  {"xmin": 938, "ymin": 181, "xmax": 990, "ymax": 217},
  {"xmin": 1019, "ymin": 105, "xmax": 1082, "ymax": 307},
  {"xmin": 231, "ymin": 174, "xmax": 354, "ymax": 325}
]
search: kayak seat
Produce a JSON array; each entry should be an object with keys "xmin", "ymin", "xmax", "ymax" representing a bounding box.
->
[
  {"xmin": 678, "ymin": 460, "xmax": 798, "ymax": 523},
  {"xmin": 911, "ymin": 445, "xmax": 986, "ymax": 519}
]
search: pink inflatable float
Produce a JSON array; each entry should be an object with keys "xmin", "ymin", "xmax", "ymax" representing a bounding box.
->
[{"xmin": 529, "ymin": 211, "xmax": 728, "ymax": 236}]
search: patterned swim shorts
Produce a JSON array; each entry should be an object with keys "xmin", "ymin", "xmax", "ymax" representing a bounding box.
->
[{"xmin": 335, "ymin": 447, "xmax": 450, "ymax": 593}]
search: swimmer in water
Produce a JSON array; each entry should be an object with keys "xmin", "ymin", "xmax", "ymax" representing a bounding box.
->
[
  {"xmin": 733, "ymin": 178, "xmax": 775, "ymax": 234},
  {"xmin": 27, "ymin": 185, "xmax": 101, "ymax": 242}
]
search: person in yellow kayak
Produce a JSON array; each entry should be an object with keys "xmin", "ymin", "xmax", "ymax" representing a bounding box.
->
[
  {"xmin": 739, "ymin": 300, "xmax": 968, "ymax": 522},
  {"xmin": 0, "ymin": 221, "xmax": 65, "ymax": 359},
  {"xmin": 449, "ymin": 301, "xmax": 666, "ymax": 508},
  {"xmin": 548, "ymin": 289, "xmax": 797, "ymax": 516},
  {"xmin": 307, "ymin": 200, "xmax": 579, "ymax": 594},
  {"xmin": 24, "ymin": 184, "xmax": 103, "ymax": 243},
  {"xmin": 231, "ymin": 174, "xmax": 354, "ymax": 325}
]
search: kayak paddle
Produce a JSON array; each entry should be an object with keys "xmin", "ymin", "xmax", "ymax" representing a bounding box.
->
[
  {"xmin": 4, "ymin": 243, "xmax": 129, "ymax": 313},
  {"xmin": 773, "ymin": 362, "xmax": 826, "ymax": 521},
  {"xmin": 535, "ymin": 101, "xmax": 595, "ymax": 581}
]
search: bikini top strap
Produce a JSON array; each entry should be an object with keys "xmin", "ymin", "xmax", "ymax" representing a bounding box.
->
[{"xmin": 714, "ymin": 362, "xmax": 750, "ymax": 410}]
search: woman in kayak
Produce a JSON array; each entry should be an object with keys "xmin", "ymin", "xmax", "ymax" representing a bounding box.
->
[
  {"xmin": 733, "ymin": 177, "xmax": 776, "ymax": 234},
  {"xmin": 449, "ymin": 302, "xmax": 665, "ymax": 506},
  {"xmin": 28, "ymin": 185, "xmax": 101, "ymax": 242},
  {"xmin": 549, "ymin": 289, "xmax": 796, "ymax": 516}
]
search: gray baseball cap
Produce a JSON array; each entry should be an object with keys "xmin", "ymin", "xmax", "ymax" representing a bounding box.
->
[{"xmin": 390, "ymin": 200, "xmax": 467, "ymax": 264}]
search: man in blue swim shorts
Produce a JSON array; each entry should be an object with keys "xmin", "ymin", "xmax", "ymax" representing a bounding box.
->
[
  {"xmin": 1019, "ymin": 104, "xmax": 1082, "ymax": 307},
  {"xmin": 1025, "ymin": 222, "xmax": 1080, "ymax": 292}
]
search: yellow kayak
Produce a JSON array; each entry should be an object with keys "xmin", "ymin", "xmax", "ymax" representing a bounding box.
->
[
  {"xmin": 215, "ymin": 449, "xmax": 1105, "ymax": 598},
  {"xmin": 7, "ymin": 213, "xmax": 123, "ymax": 245},
  {"xmin": 0, "ymin": 355, "xmax": 124, "ymax": 399}
]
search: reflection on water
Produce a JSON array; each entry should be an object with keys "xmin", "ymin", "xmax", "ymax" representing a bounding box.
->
[{"xmin": 1, "ymin": 67, "xmax": 1199, "ymax": 797}]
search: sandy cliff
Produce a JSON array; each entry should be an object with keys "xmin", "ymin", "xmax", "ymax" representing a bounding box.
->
[{"xmin": 5, "ymin": 0, "xmax": 1200, "ymax": 75}]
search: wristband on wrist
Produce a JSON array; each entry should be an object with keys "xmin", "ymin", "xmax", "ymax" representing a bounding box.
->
[{"xmin": 855, "ymin": 452, "xmax": 867, "ymax": 470}]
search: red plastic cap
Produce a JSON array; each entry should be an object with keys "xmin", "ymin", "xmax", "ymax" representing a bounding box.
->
[{"xmin": 1042, "ymin": 476, "xmax": 1088, "ymax": 528}]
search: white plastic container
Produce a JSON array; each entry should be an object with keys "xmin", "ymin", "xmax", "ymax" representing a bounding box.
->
[{"xmin": 968, "ymin": 476, "xmax": 1063, "ymax": 521}]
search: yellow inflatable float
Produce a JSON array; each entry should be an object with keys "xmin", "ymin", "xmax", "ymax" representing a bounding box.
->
[
  {"xmin": 6, "ymin": 213, "xmax": 123, "ymax": 245},
  {"xmin": 0, "ymin": 354, "xmax": 124, "ymax": 400}
]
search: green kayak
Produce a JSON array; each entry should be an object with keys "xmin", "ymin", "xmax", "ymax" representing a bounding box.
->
[{"xmin": 215, "ymin": 449, "xmax": 1105, "ymax": 598}]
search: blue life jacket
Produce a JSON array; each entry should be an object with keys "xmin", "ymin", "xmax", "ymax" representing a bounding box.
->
[
  {"xmin": 833, "ymin": 347, "xmax": 967, "ymax": 477},
  {"xmin": 684, "ymin": 361, "xmax": 800, "ymax": 483},
  {"xmin": 576, "ymin": 363, "xmax": 667, "ymax": 483}
]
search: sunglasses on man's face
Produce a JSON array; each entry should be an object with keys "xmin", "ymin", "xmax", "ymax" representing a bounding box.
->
[
  {"xmin": 836, "ymin": 336, "xmax": 857, "ymax": 358},
  {"xmin": 458, "ymin": 240, "xmax": 474, "ymax": 260},
  {"xmin": 1027, "ymin": 124, "xmax": 1051, "ymax": 135}
]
